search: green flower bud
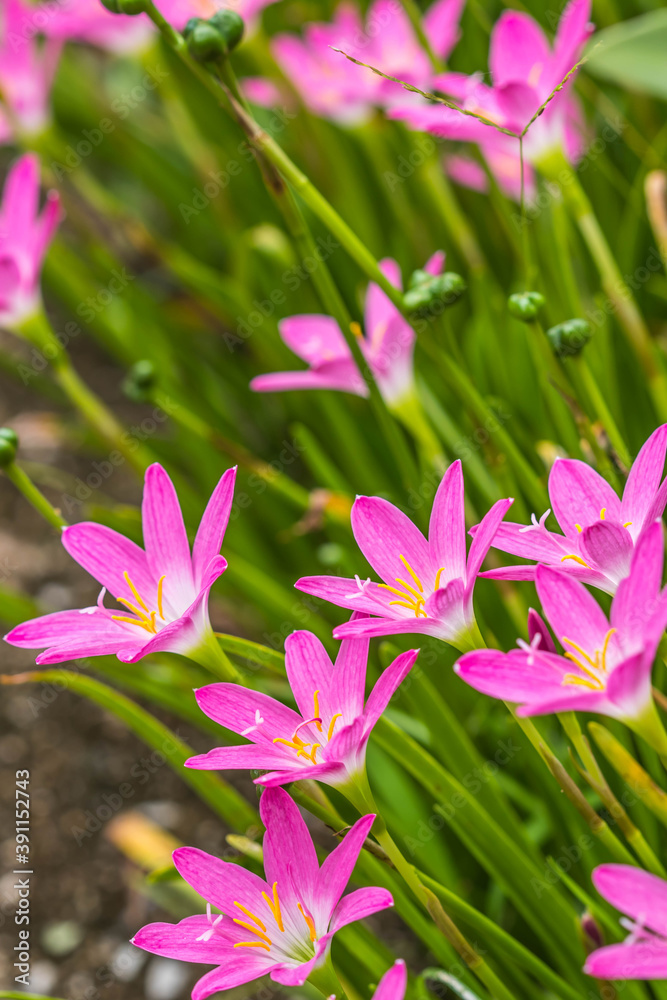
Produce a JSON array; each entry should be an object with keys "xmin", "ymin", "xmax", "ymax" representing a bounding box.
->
[
  {"xmin": 208, "ymin": 9, "xmax": 244, "ymax": 51},
  {"xmin": 122, "ymin": 360, "xmax": 156, "ymax": 402},
  {"xmin": 183, "ymin": 11, "xmax": 244, "ymax": 61},
  {"xmin": 98, "ymin": 0, "xmax": 147, "ymax": 14},
  {"xmin": 546, "ymin": 318, "xmax": 592, "ymax": 359},
  {"xmin": 508, "ymin": 291, "xmax": 545, "ymax": 322},
  {"xmin": 0, "ymin": 428, "xmax": 18, "ymax": 468},
  {"xmin": 403, "ymin": 271, "xmax": 466, "ymax": 319}
]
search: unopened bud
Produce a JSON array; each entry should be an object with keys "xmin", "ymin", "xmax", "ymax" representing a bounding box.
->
[
  {"xmin": 404, "ymin": 270, "xmax": 466, "ymax": 318},
  {"xmin": 99, "ymin": 0, "xmax": 147, "ymax": 14},
  {"xmin": 581, "ymin": 910, "xmax": 604, "ymax": 951},
  {"xmin": 0, "ymin": 428, "xmax": 18, "ymax": 468},
  {"xmin": 546, "ymin": 318, "xmax": 592, "ymax": 358},
  {"xmin": 508, "ymin": 291, "xmax": 545, "ymax": 321},
  {"xmin": 183, "ymin": 10, "xmax": 244, "ymax": 61},
  {"xmin": 122, "ymin": 360, "xmax": 156, "ymax": 402}
]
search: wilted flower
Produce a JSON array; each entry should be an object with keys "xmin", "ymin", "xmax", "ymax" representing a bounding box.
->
[
  {"xmin": 477, "ymin": 425, "xmax": 667, "ymax": 594},
  {"xmin": 187, "ymin": 627, "xmax": 418, "ymax": 789},
  {"xmin": 250, "ymin": 254, "xmax": 443, "ymax": 410},
  {"xmin": 0, "ymin": 154, "xmax": 61, "ymax": 330},
  {"xmin": 455, "ymin": 522, "xmax": 667, "ymax": 752},
  {"xmin": 132, "ymin": 787, "xmax": 393, "ymax": 997},
  {"xmin": 585, "ymin": 865, "xmax": 667, "ymax": 980},
  {"xmin": 272, "ymin": 0, "xmax": 464, "ymax": 126},
  {"xmin": 5, "ymin": 464, "xmax": 236, "ymax": 667},
  {"xmin": 297, "ymin": 460, "xmax": 512, "ymax": 647},
  {"xmin": 390, "ymin": 0, "xmax": 593, "ymax": 200}
]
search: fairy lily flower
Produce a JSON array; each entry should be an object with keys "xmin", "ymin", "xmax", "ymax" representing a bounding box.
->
[
  {"xmin": 455, "ymin": 521, "xmax": 667, "ymax": 752},
  {"xmin": 5, "ymin": 464, "xmax": 236, "ymax": 668},
  {"xmin": 584, "ymin": 865, "xmax": 667, "ymax": 980},
  {"xmin": 272, "ymin": 0, "xmax": 464, "ymax": 126},
  {"xmin": 389, "ymin": 0, "xmax": 593, "ymax": 201},
  {"xmin": 131, "ymin": 787, "xmax": 393, "ymax": 996},
  {"xmin": 0, "ymin": 0, "xmax": 61, "ymax": 143},
  {"xmin": 296, "ymin": 461, "xmax": 513, "ymax": 647},
  {"xmin": 476, "ymin": 425, "xmax": 667, "ymax": 594},
  {"xmin": 250, "ymin": 253, "xmax": 444, "ymax": 410},
  {"xmin": 186, "ymin": 628, "xmax": 418, "ymax": 790},
  {"xmin": 0, "ymin": 154, "xmax": 61, "ymax": 330}
]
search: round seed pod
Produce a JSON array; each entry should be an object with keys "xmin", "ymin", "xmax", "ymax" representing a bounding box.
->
[
  {"xmin": 546, "ymin": 318, "xmax": 592, "ymax": 358},
  {"xmin": 403, "ymin": 271, "xmax": 466, "ymax": 319},
  {"xmin": 508, "ymin": 291, "xmax": 545, "ymax": 322}
]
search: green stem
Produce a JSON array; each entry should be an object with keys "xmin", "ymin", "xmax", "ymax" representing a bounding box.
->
[
  {"xmin": 309, "ymin": 957, "xmax": 349, "ymax": 1000},
  {"xmin": 569, "ymin": 357, "xmax": 631, "ymax": 467},
  {"xmin": 17, "ymin": 311, "xmax": 151, "ymax": 475},
  {"xmin": 3, "ymin": 461, "xmax": 67, "ymax": 530},
  {"xmin": 189, "ymin": 632, "xmax": 244, "ymax": 683}
]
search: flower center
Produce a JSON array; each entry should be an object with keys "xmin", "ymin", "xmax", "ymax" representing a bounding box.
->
[
  {"xmin": 111, "ymin": 571, "xmax": 166, "ymax": 635},
  {"xmin": 561, "ymin": 509, "xmax": 633, "ymax": 568},
  {"xmin": 229, "ymin": 882, "xmax": 317, "ymax": 962},
  {"xmin": 561, "ymin": 628, "xmax": 617, "ymax": 691},
  {"xmin": 377, "ymin": 554, "xmax": 444, "ymax": 618},
  {"xmin": 272, "ymin": 690, "xmax": 342, "ymax": 765}
]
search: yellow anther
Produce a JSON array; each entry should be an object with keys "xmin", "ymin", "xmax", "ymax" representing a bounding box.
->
[
  {"xmin": 561, "ymin": 554, "xmax": 590, "ymax": 568},
  {"xmin": 298, "ymin": 903, "xmax": 317, "ymax": 942},
  {"xmin": 562, "ymin": 637, "xmax": 598, "ymax": 670},
  {"xmin": 388, "ymin": 599, "xmax": 428, "ymax": 617},
  {"xmin": 116, "ymin": 597, "xmax": 152, "ymax": 623},
  {"xmin": 600, "ymin": 628, "xmax": 617, "ymax": 671},
  {"xmin": 313, "ymin": 691, "xmax": 323, "ymax": 732},
  {"xmin": 273, "ymin": 737, "xmax": 305, "ymax": 751},
  {"xmin": 327, "ymin": 713, "xmax": 342, "ymax": 741},
  {"xmin": 262, "ymin": 882, "xmax": 284, "ymax": 932},
  {"xmin": 111, "ymin": 614, "xmax": 156, "ymax": 634},
  {"xmin": 562, "ymin": 672, "xmax": 604, "ymax": 691},
  {"xmin": 157, "ymin": 575, "xmax": 166, "ymax": 619},
  {"xmin": 234, "ymin": 941, "xmax": 271, "ymax": 952},
  {"xmin": 600, "ymin": 508, "xmax": 606, "ymax": 520},
  {"xmin": 399, "ymin": 554, "xmax": 424, "ymax": 592},
  {"xmin": 349, "ymin": 321, "xmax": 363, "ymax": 338},
  {"xmin": 232, "ymin": 920, "xmax": 272, "ymax": 945},
  {"xmin": 575, "ymin": 523, "xmax": 583, "ymax": 533},
  {"xmin": 123, "ymin": 571, "xmax": 149, "ymax": 614},
  {"xmin": 395, "ymin": 577, "xmax": 424, "ymax": 602},
  {"xmin": 624, "ymin": 521, "xmax": 633, "ymax": 528},
  {"xmin": 233, "ymin": 902, "xmax": 266, "ymax": 931},
  {"xmin": 434, "ymin": 567, "xmax": 445, "ymax": 590}
]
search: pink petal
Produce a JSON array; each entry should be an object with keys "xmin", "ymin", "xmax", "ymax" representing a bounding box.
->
[
  {"xmin": 191, "ymin": 467, "xmax": 236, "ymax": 586},
  {"xmin": 454, "ymin": 647, "xmax": 567, "ymax": 703},
  {"xmin": 605, "ymin": 652, "xmax": 653, "ymax": 721},
  {"xmin": 373, "ymin": 961, "xmax": 407, "ymax": 1000},
  {"xmin": 260, "ymin": 787, "xmax": 320, "ymax": 909},
  {"xmin": 527, "ymin": 608, "xmax": 556, "ymax": 653},
  {"xmin": 363, "ymin": 649, "xmax": 419, "ymax": 732},
  {"xmin": 592, "ymin": 864, "xmax": 667, "ymax": 937},
  {"xmin": 257, "ymin": 760, "xmax": 347, "ymax": 788},
  {"xmin": 465, "ymin": 497, "xmax": 514, "ymax": 588},
  {"xmin": 548, "ymin": 458, "xmax": 621, "ymax": 537},
  {"xmin": 131, "ymin": 915, "xmax": 238, "ymax": 963},
  {"xmin": 445, "ymin": 154, "xmax": 490, "ymax": 193},
  {"xmin": 36, "ymin": 636, "xmax": 142, "ymax": 664},
  {"xmin": 279, "ymin": 314, "xmax": 350, "ymax": 365},
  {"xmin": 429, "ymin": 460, "xmax": 466, "ymax": 581},
  {"xmin": 295, "ymin": 575, "xmax": 396, "ymax": 617},
  {"xmin": 250, "ymin": 362, "xmax": 368, "ymax": 396},
  {"xmin": 584, "ymin": 942, "xmax": 667, "ymax": 980},
  {"xmin": 426, "ymin": 578, "xmax": 470, "ymax": 640},
  {"xmin": 423, "ymin": 0, "xmax": 464, "ymax": 60},
  {"xmin": 284, "ymin": 631, "xmax": 335, "ymax": 721},
  {"xmin": 1, "ymin": 154, "xmax": 40, "ymax": 238},
  {"xmin": 316, "ymin": 813, "xmax": 376, "ymax": 921},
  {"xmin": 330, "ymin": 886, "xmax": 394, "ymax": 932},
  {"xmin": 475, "ymin": 518, "xmax": 568, "ymax": 562},
  {"xmin": 333, "ymin": 627, "xmax": 370, "ymax": 721},
  {"xmin": 351, "ymin": 495, "xmax": 434, "ymax": 588},
  {"xmin": 194, "ymin": 684, "xmax": 303, "ymax": 745},
  {"xmin": 535, "ymin": 564, "xmax": 610, "ymax": 650},
  {"xmin": 5, "ymin": 607, "xmax": 127, "ymax": 648},
  {"xmin": 364, "ymin": 259, "xmax": 402, "ymax": 350},
  {"xmin": 61, "ymin": 522, "xmax": 154, "ymax": 601},
  {"xmin": 489, "ymin": 11, "xmax": 550, "ymax": 90},
  {"xmin": 333, "ymin": 616, "xmax": 442, "ymax": 640},
  {"xmin": 173, "ymin": 846, "xmax": 268, "ymax": 915},
  {"xmin": 186, "ymin": 744, "xmax": 293, "ymax": 770},
  {"xmin": 611, "ymin": 521, "xmax": 665, "ymax": 636},
  {"xmin": 621, "ymin": 424, "xmax": 667, "ymax": 532},
  {"xmin": 579, "ymin": 520, "xmax": 633, "ymax": 584},
  {"xmin": 141, "ymin": 464, "xmax": 194, "ymax": 605},
  {"xmin": 549, "ymin": 0, "xmax": 594, "ymax": 93},
  {"xmin": 192, "ymin": 957, "xmax": 275, "ymax": 1000}
]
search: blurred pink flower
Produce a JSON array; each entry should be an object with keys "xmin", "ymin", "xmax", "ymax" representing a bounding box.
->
[
  {"xmin": 186, "ymin": 628, "xmax": 418, "ymax": 788},
  {"xmin": 455, "ymin": 521, "xmax": 667, "ymax": 749},
  {"xmin": 5, "ymin": 464, "xmax": 236, "ymax": 665},
  {"xmin": 132, "ymin": 787, "xmax": 392, "ymax": 997},
  {"xmin": 0, "ymin": 0, "xmax": 61, "ymax": 142},
  {"xmin": 374, "ymin": 961, "xmax": 407, "ymax": 1000},
  {"xmin": 297, "ymin": 460, "xmax": 513, "ymax": 646},
  {"xmin": 0, "ymin": 154, "xmax": 61, "ymax": 329},
  {"xmin": 391, "ymin": 0, "xmax": 593, "ymax": 200},
  {"xmin": 272, "ymin": 0, "xmax": 465, "ymax": 126},
  {"xmin": 250, "ymin": 252, "xmax": 444, "ymax": 407},
  {"xmin": 476, "ymin": 425, "xmax": 667, "ymax": 594},
  {"xmin": 585, "ymin": 865, "xmax": 667, "ymax": 980}
]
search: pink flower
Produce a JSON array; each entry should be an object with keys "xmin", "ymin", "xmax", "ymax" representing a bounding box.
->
[
  {"xmin": 390, "ymin": 0, "xmax": 593, "ymax": 200},
  {"xmin": 186, "ymin": 628, "xmax": 418, "ymax": 788},
  {"xmin": 296, "ymin": 460, "xmax": 513, "ymax": 646},
  {"xmin": 0, "ymin": 154, "xmax": 61, "ymax": 329},
  {"xmin": 476, "ymin": 425, "xmax": 667, "ymax": 594},
  {"xmin": 455, "ymin": 522, "xmax": 667, "ymax": 749},
  {"xmin": 131, "ymin": 787, "xmax": 393, "ymax": 997},
  {"xmin": 374, "ymin": 961, "xmax": 407, "ymax": 1000},
  {"xmin": 5, "ymin": 464, "xmax": 236, "ymax": 666},
  {"xmin": 585, "ymin": 865, "xmax": 667, "ymax": 980},
  {"xmin": 272, "ymin": 0, "xmax": 465, "ymax": 126},
  {"xmin": 250, "ymin": 253, "xmax": 443, "ymax": 408},
  {"xmin": 0, "ymin": 0, "xmax": 61, "ymax": 142}
]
